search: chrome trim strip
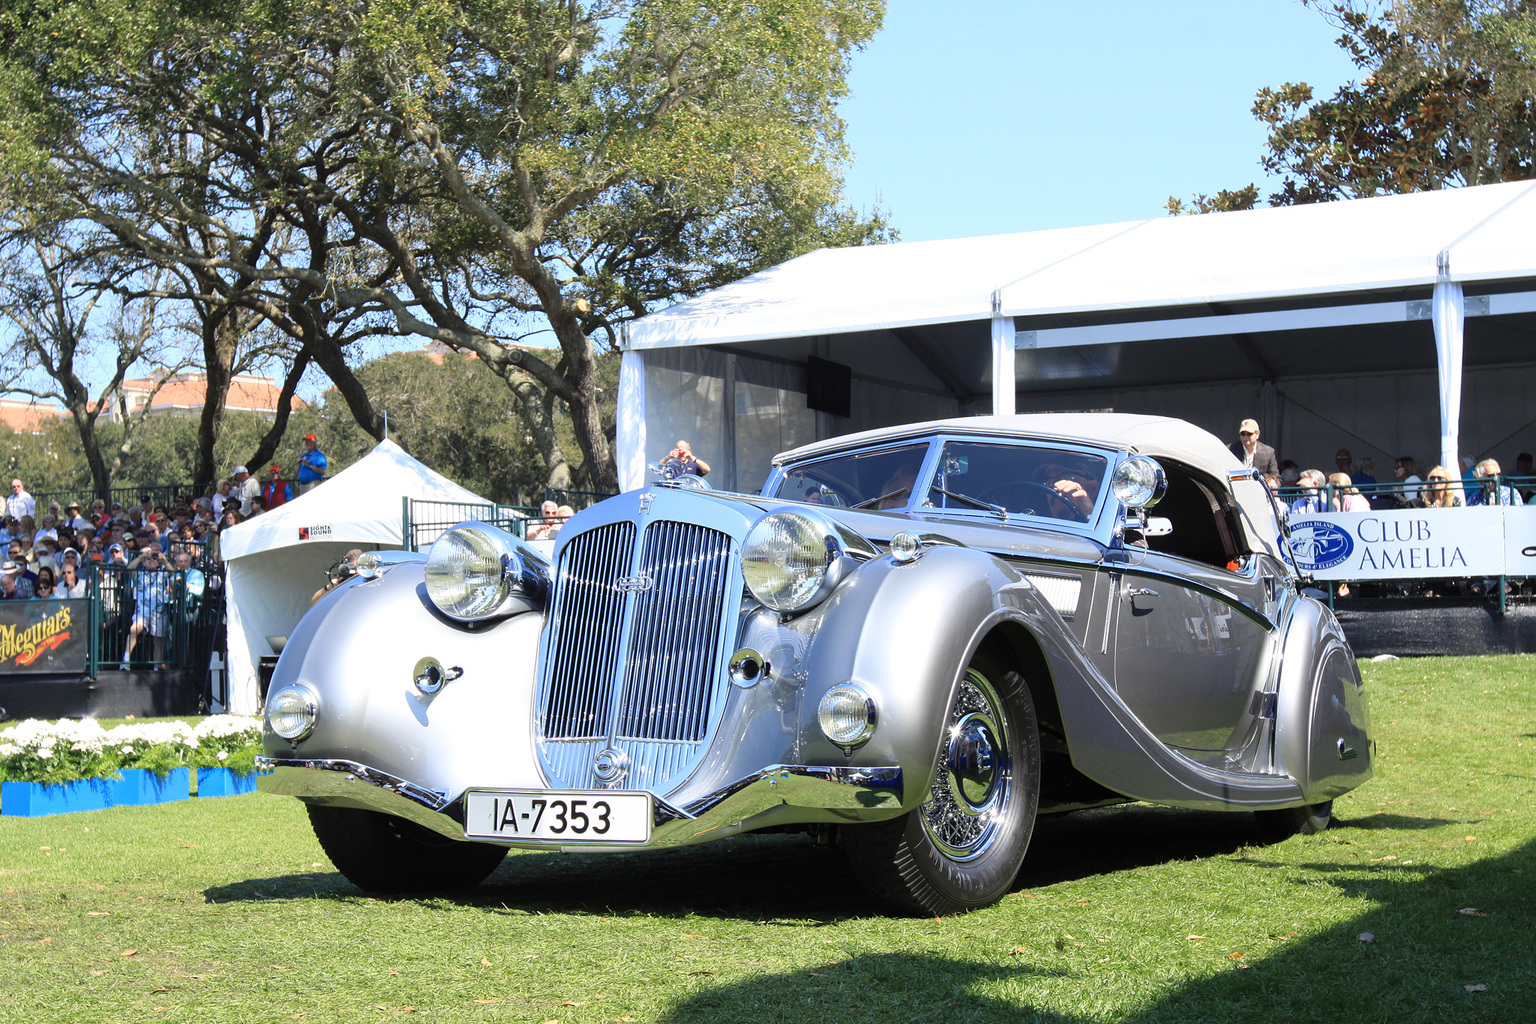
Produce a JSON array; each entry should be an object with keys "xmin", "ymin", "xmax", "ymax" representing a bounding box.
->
[
  {"xmin": 257, "ymin": 758, "xmax": 905, "ymax": 849},
  {"xmin": 254, "ymin": 757, "xmax": 452, "ymax": 812}
]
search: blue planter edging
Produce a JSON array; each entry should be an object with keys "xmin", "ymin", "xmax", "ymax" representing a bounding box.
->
[
  {"xmin": 196, "ymin": 767, "xmax": 259, "ymax": 797},
  {"xmin": 1, "ymin": 777, "xmax": 116, "ymax": 817},
  {"xmin": 112, "ymin": 767, "xmax": 191, "ymax": 807}
]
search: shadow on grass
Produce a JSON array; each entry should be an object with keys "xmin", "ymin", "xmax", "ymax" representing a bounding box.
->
[
  {"xmin": 657, "ymin": 837, "xmax": 1536, "ymax": 1024},
  {"xmin": 205, "ymin": 802, "xmax": 1353, "ymax": 918},
  {"xmin": 1345, "ymin": 812, "xmax": 1457, "ymax": 831}
]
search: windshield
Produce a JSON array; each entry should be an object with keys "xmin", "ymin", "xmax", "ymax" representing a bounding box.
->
[
  {"xmin": 771, "ymin": 443, "xmax": 930, "ymax": 509},
  {"xmin": 926, "ymin": 441, "xmax": 1109, "ymax": 522},
  {"xmin": 770, "ymin": 438, "xmax": 1111, "ymax": 523}
]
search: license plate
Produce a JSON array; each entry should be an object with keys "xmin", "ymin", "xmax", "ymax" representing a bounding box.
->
[{"xmin": 463, "ymin": 789, "xmax": 651, "ymax": 844}]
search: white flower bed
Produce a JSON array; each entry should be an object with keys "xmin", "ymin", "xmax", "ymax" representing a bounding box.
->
[{"xmin": 0, "ymin": 715, "xmax": 263, "ymax": 784}]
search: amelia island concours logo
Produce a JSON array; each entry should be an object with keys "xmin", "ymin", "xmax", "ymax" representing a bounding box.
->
[
  {"xmin": 1288, "ymin": 520, "xmax": 1355, "ymax": 572},
  {"xmin": 298, "ymin": 524, "xmax": 333, "ymax": 541}
]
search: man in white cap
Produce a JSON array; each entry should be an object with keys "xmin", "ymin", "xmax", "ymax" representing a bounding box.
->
[
  {"xmin": 1231, "ymin": 418, "xmax": 1279, "ymax": 477},
  {"xmin": 0, "ymin": 560, "xmax": 33, "ymax": 599},
  {"xmin": 231, "ymin": 466, "xmax": 260, "ymax": 516}
]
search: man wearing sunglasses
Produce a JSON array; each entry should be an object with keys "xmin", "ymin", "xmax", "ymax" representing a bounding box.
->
[{"xmin": 1230, "ymin": 418, "xmax": 1278, "ymax": 477}]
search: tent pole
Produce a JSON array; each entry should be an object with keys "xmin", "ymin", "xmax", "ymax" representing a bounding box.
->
[
  {"xmin": 991, "ymin": 291, "xmax": 1015, "ymax": 417},
  {"xmin": 1432, "ymin": 251, "xmax": 1464, "ymax": 481},
  {"xmin": 618, "ymin": 347, "xmax": 647, "ymax": 492}
]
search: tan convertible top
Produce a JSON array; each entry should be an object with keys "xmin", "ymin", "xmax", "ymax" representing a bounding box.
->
[{"xmin": 774, "ymin": 414, "xmax": 1285, "ymax": 559}]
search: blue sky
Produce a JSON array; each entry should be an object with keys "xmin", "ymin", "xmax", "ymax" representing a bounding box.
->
[{"xmin": 837, "ymin": 0, "xmax": 1362, "ymax": 242}]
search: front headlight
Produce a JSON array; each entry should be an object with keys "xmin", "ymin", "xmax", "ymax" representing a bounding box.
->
[
  {"xmin": 741, "ymin": 509, "xmax": 863, "ymax": 613},
  {"xmin": 424, "ymin": 522, "xmax": 548, "ymax": 622}
]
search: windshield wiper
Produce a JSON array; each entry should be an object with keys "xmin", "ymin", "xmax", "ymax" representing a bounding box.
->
[
  {"xmin": 931, "ymin": 486, "xmax": 1008, "ymax": 519},
  {"xmin": 852, "ymin": 487, "xmax": 908, "ymax": 510}
]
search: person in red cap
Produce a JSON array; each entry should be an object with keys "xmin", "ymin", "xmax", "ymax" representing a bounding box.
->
[
  {"xmin": 296, "ymin": 433, "xmax": 327, "ymax": 494},
  {"xmin": 263, "ymin": 464, "xmax": 293, "ymax": 509}
]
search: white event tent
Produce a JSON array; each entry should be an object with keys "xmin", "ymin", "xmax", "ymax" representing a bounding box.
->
[
  {"xmin": 618, "ymin": 180, "xmax": 1536, "ymax": 493},
  {"xmin": 218, "ymin": 439, "xmax": 489, "ymax": 714}
]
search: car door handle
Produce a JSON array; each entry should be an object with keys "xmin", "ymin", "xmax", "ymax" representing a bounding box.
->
[{"xmin": 1127, "ymin": 587, "xmax": 1159, "ymax": 599}]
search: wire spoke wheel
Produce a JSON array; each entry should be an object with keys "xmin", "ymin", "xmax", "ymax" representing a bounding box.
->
[
  {"xmin": 921, "ymin": 668, "xmax": 1012, "ymax": 860},
  {"xmin": 842, "ymin": 651, "xmax": 1040, "ymax": 915}
]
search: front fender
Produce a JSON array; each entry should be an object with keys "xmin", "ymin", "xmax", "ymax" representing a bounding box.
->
[
  {"xmin": 781, "ymin": 545, "xmax": 1072, "ymax": 808},
  {"xmin": 259, "ymin": 562, "xmax": 546, "ymax": 804}
]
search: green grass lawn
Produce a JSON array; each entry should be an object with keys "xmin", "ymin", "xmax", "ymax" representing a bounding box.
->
[{"xmin": 2, "ymin": 655, "xmax": 1532, "ymax": 1023}]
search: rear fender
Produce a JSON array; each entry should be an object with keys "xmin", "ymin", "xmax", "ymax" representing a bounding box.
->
[{"xmin": 1274, "ymin": 598, "xmax": 1373, "ymax": 800}]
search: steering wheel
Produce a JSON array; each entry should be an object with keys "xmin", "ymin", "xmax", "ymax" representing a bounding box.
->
[{"xmin": 977, "ymin": 480, "xmax": 1085, "ymax": 521}]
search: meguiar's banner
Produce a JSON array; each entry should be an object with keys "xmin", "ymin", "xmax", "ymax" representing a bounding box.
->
[{"xmin": 0, "ymin": 599, "xmax": 88, "ymax": 674}]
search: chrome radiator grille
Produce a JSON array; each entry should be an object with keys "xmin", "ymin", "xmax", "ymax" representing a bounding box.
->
[{"xmin": 536, "ymin": 519, "xmax": 737, "ymax": 792}]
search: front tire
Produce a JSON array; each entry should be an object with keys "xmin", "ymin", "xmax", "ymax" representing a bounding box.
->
[
  {"xmin": 842, "ymin": 653, "xmax": 1041, "ymax": 915},
  {"xmin": 308, "ymin": 805, "xmax": 507, "ymax": 893}
]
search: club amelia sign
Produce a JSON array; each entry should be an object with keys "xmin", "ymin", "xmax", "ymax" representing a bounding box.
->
[{"xmin": 1289, "ymin": 507, "xmax": 1536, "ymax": 580}]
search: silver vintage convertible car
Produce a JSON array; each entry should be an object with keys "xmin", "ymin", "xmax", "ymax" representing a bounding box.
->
[{"xmin": 257, "ymin": 414, "xmax": 1372, "ymax": 914}]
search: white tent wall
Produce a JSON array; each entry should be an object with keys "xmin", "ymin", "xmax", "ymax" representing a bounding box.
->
[
  {"xmin": 224, "ymin": 541, "xmax": 363, "ymax": 715},
  {"xmin": 1011, "ymin": 364, "xmax": 1536, "ymax": 479}
]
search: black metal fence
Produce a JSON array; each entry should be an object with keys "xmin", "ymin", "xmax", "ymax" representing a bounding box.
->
[
  {"xmin": 544, "ymin": 486, "xmax": 616, "ymax": 511},
  {"xmin": 1274, "ymin": 474, "xmax": 1536, "ymax": 511},
  {"xmin": 88, "ymin": 561, "xmax": 225, "ymax": 675},
  {"xmin": 30, "ymin": 484, "xmax": 203, "ymax": 516},
  {"xmin": 402, "ymin": 497, "xmax": 533, "ymax": 551}
]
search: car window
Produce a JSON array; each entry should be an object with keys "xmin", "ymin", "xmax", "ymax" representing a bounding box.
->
[
  {"xmin": 924, "ymin": 441, "xmax": 1108, "ymax": 523},
  {"xmin": 1142, "ymin": 460, "xmax": 1246, "ymax": 568},
  {"xmin": 773, "ymin": 443, "xmax": 931, "ymax": 509}
]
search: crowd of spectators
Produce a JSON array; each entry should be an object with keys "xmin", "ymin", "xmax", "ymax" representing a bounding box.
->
[
  {"xmin": 0, "ymin": 457, "xmax": 332, "ymax": 667},
  {"xmin": 0, "ymin": 451, "xmax": 330, "ymax": 604},
  {"xmin": 1228, "ymin": 419, "xmax": 1533, "ymax": 515},
  {"xmin": 525, "ymin": 500, "xmax": 575, "ymax": 542}
]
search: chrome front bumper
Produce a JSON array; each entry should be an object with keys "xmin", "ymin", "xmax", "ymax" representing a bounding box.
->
[{"xmin": 256, "ymin": 757, "xmax": 905, "ymax": 850}]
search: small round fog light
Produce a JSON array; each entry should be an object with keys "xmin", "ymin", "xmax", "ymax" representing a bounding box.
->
[
  {"xmin": 889, "ymin": 532, "xmax": 923, "ymax": 563},
  {"xmin": 266, "ymin": 684, "xmax": 318, "ymax": 742},
  {"xmin": 356, "ymin": 551, "xmax": 383, "ymax": 579},
  {"xmin": 818, "ymin": 684, "xmax": 876, "ymax": 750}
]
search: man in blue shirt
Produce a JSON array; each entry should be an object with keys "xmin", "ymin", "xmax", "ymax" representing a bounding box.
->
[
  {"xmin": 1290, "ymin": 469, "xmax": 1327, "ymax": 514},
  {"xmin": 296, "ymin": 434, "xmax": 328, "ymax": 494},
  {"xmin": 1466, "ymin": 458, "xmax": 1525, "ymax": 506}
]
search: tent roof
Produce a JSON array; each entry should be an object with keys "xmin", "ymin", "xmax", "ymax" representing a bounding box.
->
[
  {"xmin": 626, "ymin": 180, "xmax": 1536, "ymax": 350},
  {"xmin": 219, "ymin": 438, "xmax": 486, "ymax": 561}
]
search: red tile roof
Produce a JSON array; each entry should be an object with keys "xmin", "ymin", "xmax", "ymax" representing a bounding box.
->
[{"xmin": 0, "ymin": 399, "xmax": 66, "ymax": 433}]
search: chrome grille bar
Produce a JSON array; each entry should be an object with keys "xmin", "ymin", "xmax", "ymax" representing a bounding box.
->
[
  {"xmin": 540, "ymin": 522, "xmax": 635, "ymax": 739},
  {"xmin": 617, "ymin": 521, "xmax": 733, "ymax": 742},
  {"xmin": 536, "ymin": 515, "xmax": 737, "ymax": 794}
]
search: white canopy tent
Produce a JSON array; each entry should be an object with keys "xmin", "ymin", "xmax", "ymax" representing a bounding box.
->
[
  {"xmin": 620, "ymin": 180, "xmax": 1536, "ymax": 493},
  {"xmin": 219, "ymin": 439, "xmax": 488, "ymax": 714}
]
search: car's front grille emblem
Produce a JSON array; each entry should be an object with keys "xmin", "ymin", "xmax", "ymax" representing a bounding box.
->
[
  {"xmin": 593, "ymin": 747, "xmax": 630, "ymax": 785},
  {"xmin": 614, "ymin": 574, "xmax": 654, "ymax": 593}
]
